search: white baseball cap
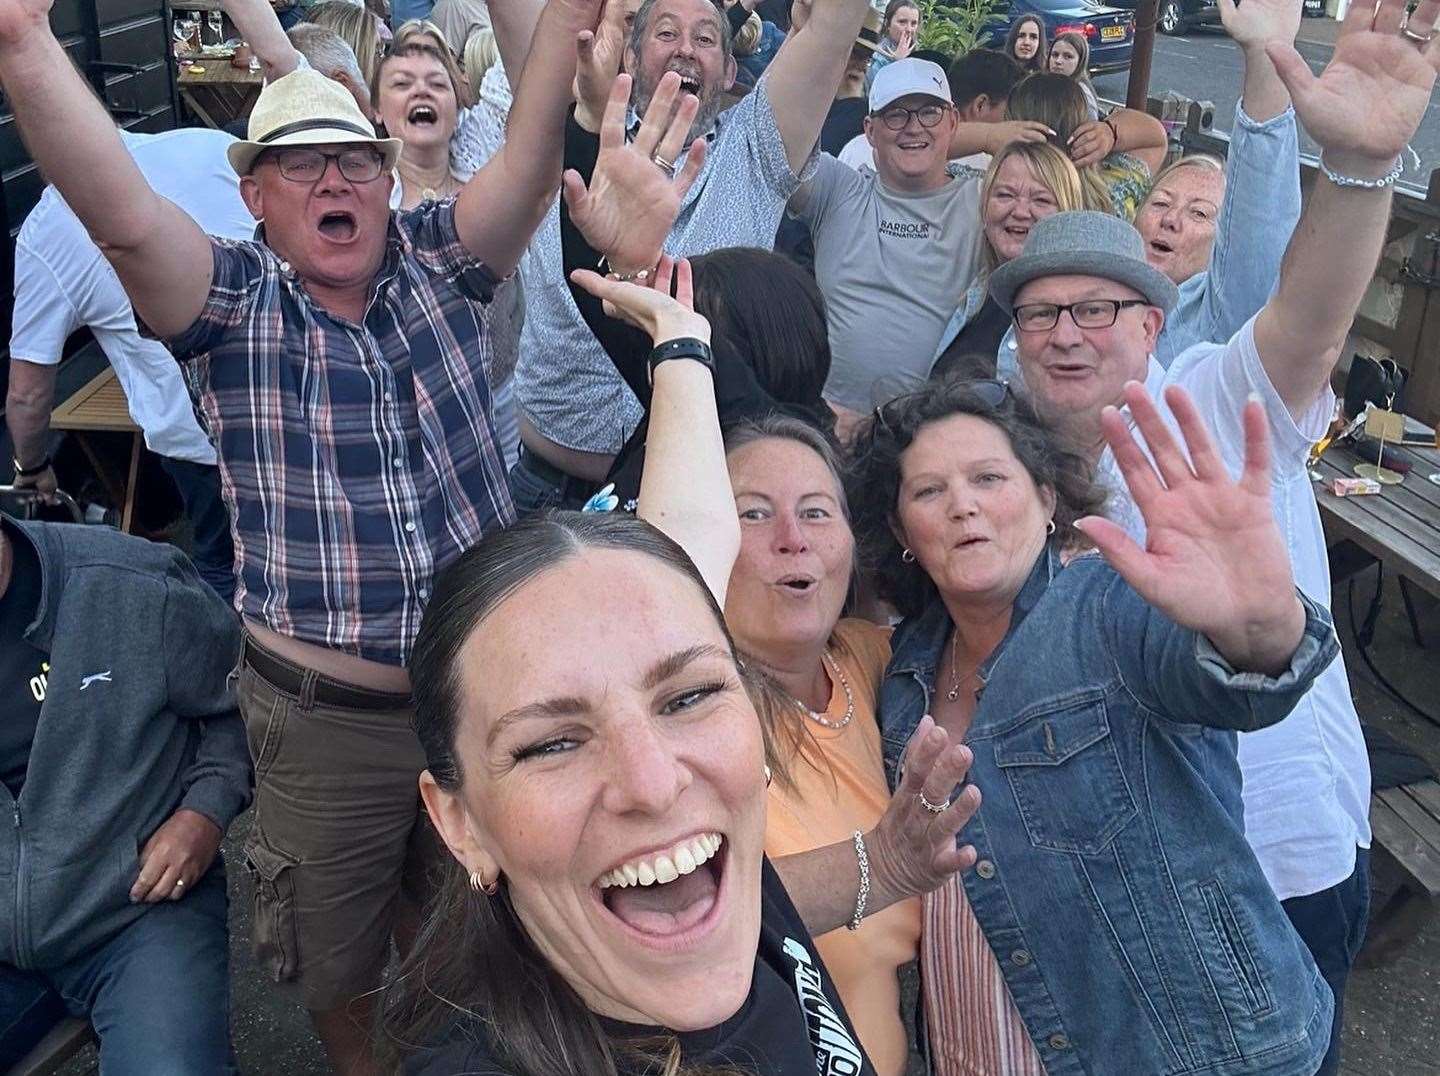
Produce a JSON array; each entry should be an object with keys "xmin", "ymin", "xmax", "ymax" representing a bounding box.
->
[{"xmin": 869, "ymin": 58, "xmax": 953, "ymax": 114}]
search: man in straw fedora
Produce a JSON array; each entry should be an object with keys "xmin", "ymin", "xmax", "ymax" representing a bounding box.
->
[
  {"xmin": 0, "ymin": 0, "xmax": 605, "ymax": 1067},
  {"xmin": 988, "ymin": 2, "xmax": 1440, "ymax": 1069}
]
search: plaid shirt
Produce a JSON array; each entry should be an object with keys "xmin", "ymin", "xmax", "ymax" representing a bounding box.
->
[{"xmin": 169, "ymin": 200, "xmax": 515, "ymax": 665}]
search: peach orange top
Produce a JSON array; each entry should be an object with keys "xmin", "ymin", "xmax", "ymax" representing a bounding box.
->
[{"xmin": 764, "ymin": 618, "xmax": 922, "ymax": 1076}]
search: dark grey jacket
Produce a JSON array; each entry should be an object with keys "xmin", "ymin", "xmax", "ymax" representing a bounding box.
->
[{"xmin": 0, "ymin": 515, "xmax": 250, "ymax": 969}]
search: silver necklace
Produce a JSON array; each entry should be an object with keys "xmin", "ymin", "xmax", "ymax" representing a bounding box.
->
[{"xmin": 801, "ymin": 650, "xmax": 855, "ymax": 730}]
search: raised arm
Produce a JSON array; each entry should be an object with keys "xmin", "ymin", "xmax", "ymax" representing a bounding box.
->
[
  {"xmin": 1069, "ymin": 107, "xmax": 1168, "ymax": 172},
  {"xmin": 762, "ymin": 0, "xmax": 871, "ymax": 174},
  {"xmin": 491, "ymin": 0, "xmax": 549, "ymax": 81},
  {"xmin": 0, "ymin": 0, "xmax": 213, "ymax": 339},
  {"xmin": 452, "ymin": 0, "xmax": 601, "ymax": 275},
  {"xmin": 1255, "ymin": 0, "xmax": 1438, "ymax": 415},
  {"xmin": 221, "ymin": 0, "xmax": 300, "ymax": 82},
  {"xmin": 1221, "ymin": 0, "xmax": 1299, "ymax": 121}
]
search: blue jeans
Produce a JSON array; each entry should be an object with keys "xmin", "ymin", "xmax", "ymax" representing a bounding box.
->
[
  {"xmin": 160, "ymin": 458, "xmax": 236, "ymax": 607},
  {"xmin": 1282, "ymin": 847, "xmax": 1371, "ymax": 1076},
  {"xmin": 507, "ymin": 445, "xmax": 598, "ymax": 516},
  {"xmin": 0, "ymin": 864, "xmax": 235, "ymax": 1075}
]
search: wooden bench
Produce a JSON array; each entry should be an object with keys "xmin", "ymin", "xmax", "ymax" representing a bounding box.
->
[
  {"xmin": 1360, "ymin": 779, "xmax": 1440, "ymax": 967},
  {"xmin": 4, "ymin": 1018, "xmax": 94, "ymax": 1076}
]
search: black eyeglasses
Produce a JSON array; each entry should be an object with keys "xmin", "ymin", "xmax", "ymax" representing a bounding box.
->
[
  {"xmin": 873, "ymin": 377, "xmax": 1011, "ymax": 438},
  {"xmin": 267, "ymin": 147, "xmax": 385, "ymax": 184},
  {"xmin": 1012, "ymin": 299, "xmax": 1149, "ymax": 333},
  {"xmin": 876, "ymin": 104, "xmax": 949, "ymax": 131}
]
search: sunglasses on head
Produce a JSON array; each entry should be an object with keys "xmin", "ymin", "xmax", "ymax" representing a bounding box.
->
[{"xmin": 872, "ymin": 377, "xmax": 1011, "ymax": 439}]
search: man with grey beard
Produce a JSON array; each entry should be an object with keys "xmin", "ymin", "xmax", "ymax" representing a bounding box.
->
[{"xmin": 507, "ymin": 0, "xmax": 874, "ymax": 512}]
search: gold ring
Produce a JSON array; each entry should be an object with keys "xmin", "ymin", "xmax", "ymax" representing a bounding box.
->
[
  {"xmin": 652, "ymin": 154, "xmax": 676, "ymax": 177},
  {"xmin": 1402, "ymin": 18, "xmax": 1436, "ymax": 44}
]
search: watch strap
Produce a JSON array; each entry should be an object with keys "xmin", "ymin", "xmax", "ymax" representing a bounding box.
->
[
  {"xmin": 648, "ymin": 337, "xmax": 715, "ymax": 380},
  {"xmin": 12, "ymin": 455, "xmax": 51, "ymax": 479}
]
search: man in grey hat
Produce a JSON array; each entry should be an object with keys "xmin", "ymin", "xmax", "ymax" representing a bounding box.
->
[
  {"xmin": 990, "ymin": 3, "xmax": 1438, "ymax": 1069},
  {"xmin": 0, "ymin": 0, "xmax": 608, "ymax": 1067}
]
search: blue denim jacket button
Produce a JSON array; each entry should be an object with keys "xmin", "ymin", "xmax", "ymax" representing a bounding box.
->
[
  {"xmin": 1010, "ymin": 949, "xmax": 1031, "ymax": 967},
  {"xmin": 975, "ymin": 859, "xmax": 995, "ymax": 879},
  {"xmin": 1048, "ymin": 1033, "xmax": 1070, "ymax": 1050}
]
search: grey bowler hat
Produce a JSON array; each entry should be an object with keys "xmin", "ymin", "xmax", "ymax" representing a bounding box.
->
[{"xmin": 988, "ymin": 210, "xmax": 1180, "ymax": 316}]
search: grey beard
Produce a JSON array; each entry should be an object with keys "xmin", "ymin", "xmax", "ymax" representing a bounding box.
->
[{"xmin": 632, "ymin": 78, "xmax": 726, "ymax": 146}]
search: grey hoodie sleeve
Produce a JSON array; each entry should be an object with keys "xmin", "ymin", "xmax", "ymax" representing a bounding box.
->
[{"xmin": 162, "ymin": 553, "xmax": 252, "ymax": 831}]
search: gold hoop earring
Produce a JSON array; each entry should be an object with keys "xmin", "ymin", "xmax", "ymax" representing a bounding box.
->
[
  {"xmin": 469, "ymin": 871, "xmax": 484, "ymax": 893},
  {"xmin": 901, "ymin": 548, "xmax": 916, "ymax": 563},
  {"xmin": 1046, "ymin": 520, "xmax": 1056, "ymax": 536}
]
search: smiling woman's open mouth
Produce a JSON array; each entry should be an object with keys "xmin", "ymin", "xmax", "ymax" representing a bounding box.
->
[
  {"xmin": 407, "ymin": 103, "xmax": 438, "ymax": 126},
  {"xmin": 596, "ymin": 833, "xmax": 727, "ymax": 943}
]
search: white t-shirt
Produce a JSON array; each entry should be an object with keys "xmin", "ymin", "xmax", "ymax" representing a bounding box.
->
[
  {"xmin": 10, "ymin": 128, "xmax": 254, "ymax": 465},
  {"xmin": 836, "ymin": 132, "xmax": 990, "ymax": 174},
  {"xmin": 1097, "ymin": 316, "xmax": 1371, "ymax": 901}
]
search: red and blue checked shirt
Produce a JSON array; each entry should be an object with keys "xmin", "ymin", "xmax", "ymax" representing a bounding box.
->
[{"xmin": 168, "ymin": 200, "xmax": 516, "ymax": 665}]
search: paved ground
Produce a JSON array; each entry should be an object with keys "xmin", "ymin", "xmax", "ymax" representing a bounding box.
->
[{"xmin": 1092, "ymin": 18, "xmax": 1440, "ymax": 187}]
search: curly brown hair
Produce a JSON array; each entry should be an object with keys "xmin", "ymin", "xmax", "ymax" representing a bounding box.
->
[{"xmin": 845, "ymin": 378, "xmax": 1107, "ymax": 619}]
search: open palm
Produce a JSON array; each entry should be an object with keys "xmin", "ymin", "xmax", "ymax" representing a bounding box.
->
[
  {"xmin": 1219, "ymin": 0, "xmax": 1301, "ymax": 51},
  {"xmin": 1077, "ymin": 384, "xmax": 1298, "ymax": 652},
  {"xmin": 1268, "ymin": 0, "xmax": 1439, "ymax": 163},
  {"xmin": 574, "ymin": 0, "xmax": 629, "ymax": 130},
  {"xmin": 563, "ymin": 72, "xmax": 706, "ymax": 274}
]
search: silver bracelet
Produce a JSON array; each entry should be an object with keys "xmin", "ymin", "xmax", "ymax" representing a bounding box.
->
[
  {"xmin": 1318, "ymin": 152, "xmax": 1404, "ymax": 190},
  {"xmin": 848, "ymin": 830, "xmax": 870, "ymax": 932}
]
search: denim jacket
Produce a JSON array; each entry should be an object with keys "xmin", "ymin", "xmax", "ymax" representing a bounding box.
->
[
  {"xmin": 880, "ymin": 546, "xmax": 1338, "ymax": 1076},
  {"xmin": 934, "ymin": 103, "xmax": 1302, "ymax": 380}
]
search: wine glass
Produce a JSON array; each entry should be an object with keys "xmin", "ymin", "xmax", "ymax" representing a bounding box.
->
[{"xmin": 206, "ymin": 11, "xmax": 223, "ymax": 47}]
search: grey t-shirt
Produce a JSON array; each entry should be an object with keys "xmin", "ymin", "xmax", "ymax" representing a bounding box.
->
[
  {"xmin": 791, "ymin": 155, "xmax": 985, "ymax": 413},
  {"xmin": 514, "ymin": 77, "xmax": 813, "ymax": 455}
]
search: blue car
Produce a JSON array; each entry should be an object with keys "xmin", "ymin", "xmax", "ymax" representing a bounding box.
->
[{"xmin": 982, "ymin": 0, "xmax": 1135, "ymax": 73}]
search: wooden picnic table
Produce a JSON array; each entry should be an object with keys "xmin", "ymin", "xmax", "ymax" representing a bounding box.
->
[
  {"xmin": 177, "ymin": 55, "xmax": 262, "ymax": 130},
  {"xmin": 1313, "ymin": 424, "xmax": 1440, "ymax": 604},
  {"xmin": 48, "ymin": 367, "xmax": 144, "ymax": 534}
]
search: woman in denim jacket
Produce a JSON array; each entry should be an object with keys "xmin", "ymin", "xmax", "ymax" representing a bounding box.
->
[{"xmin": 849, "ymin": 377, "xmax": 1338, "ymax": 1076}]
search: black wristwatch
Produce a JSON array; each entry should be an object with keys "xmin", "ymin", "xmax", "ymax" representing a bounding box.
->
[
  {"xmin": 648, "ymin": 337, "xmax": 715, "ymax": 383},
  {"xmin": 12, "ymin": 455, "xmax": 51, "ymax": 479}
]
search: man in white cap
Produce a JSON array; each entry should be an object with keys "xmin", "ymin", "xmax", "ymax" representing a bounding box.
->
[
  {"xmin": 989, "ymin": 4, "xmax": 1439, "ymax": 1071},
  {"xmin": 788, "ymin": 56, "xmax": 985, "ymax": 436},
  {"xmin": 0, "ymin": 0, "xmax": 602, "ymax": 1068}
]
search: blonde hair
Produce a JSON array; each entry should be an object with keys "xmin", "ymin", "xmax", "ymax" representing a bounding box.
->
[
  {"xmin": 980, "ymin": 140, "xmax": 1086, "ymax": 270},
  {"xmin": 306, "ymin": 0, "xmax": 381, "ymax": 90},
  {"xmin": 461, "ymin": 26, "xmax": 499, "ymax": 86},
  {"xmin": 1144, "ymin": 153, "xmax": 1225, "ymax": 205},
  {"xmin": 378, "ymin": 19, "xmax": 475, "ymax": 111},
  {"xmin": 732, "ymin": 11, "xmax": 762, "ymax": 55}
]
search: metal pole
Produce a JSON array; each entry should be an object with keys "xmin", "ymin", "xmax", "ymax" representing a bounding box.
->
[{"xmin": 1127, "ymin": 0, "xmax": 1159, "ymax": 110}]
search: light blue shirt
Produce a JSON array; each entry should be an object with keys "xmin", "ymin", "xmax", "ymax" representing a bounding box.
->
[{"xmin": 931, "ymin": 102, "xmax": 1302, "ymax": 384}]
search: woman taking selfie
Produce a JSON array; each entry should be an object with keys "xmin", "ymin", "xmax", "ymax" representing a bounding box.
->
[
  {"xmin": 384, "ymin": 73, "xmax": 978, "ymax": 1076},
  {"xmin": 557, "ymin": 74, "xmax": 978, "ymax": 1076},
  {"xmin": 845, "ymin": 375, "xmax": 1338, "ymax": 1076}
]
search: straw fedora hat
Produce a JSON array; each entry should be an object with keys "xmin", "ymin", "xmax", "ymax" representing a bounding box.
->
[{"xmin": 227, "ymin": 68, "xmax": 402, "ymax": 177}]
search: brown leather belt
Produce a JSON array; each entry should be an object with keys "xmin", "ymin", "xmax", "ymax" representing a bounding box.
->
[{"xmin": 242, "ymin": 637, "xmax": 413, "ymax": 712}]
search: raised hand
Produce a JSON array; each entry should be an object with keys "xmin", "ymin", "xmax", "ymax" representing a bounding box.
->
[
  {"xmin": 571, "ymin": 255, "xmax": 711, "ymax": 345},
  {"xmin": 864, "ymin": 714, "xmax": 982, "ymax": 908},
  {"xmin": 574, "ymin": 0, "xmax": 630, "ymax": 132},
  {"xmin": 1267, "ymin": 0, "xmax": 1439, "ymax": 174},
  {"xmin": 1075, "ymin": 382, "xmax": 1306, "ymax": 677},
  {"xmin": 986, "ymin": 119, "xmax": 1055, "ymax": 154},
  {"xmin": 1068, "ymin": 119, "xmax": 1116, "ymax": 168},
  {"xmin": 562, "ymin": 71, "xmax": 707, "ymax": 275},
  {"xmin": 1219, "ymin": 0, "xmax": 1302, "ymax": 51},
  {"xmin": 894, "ymin": 26, "xmax": 915, "ymax": 58}
]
